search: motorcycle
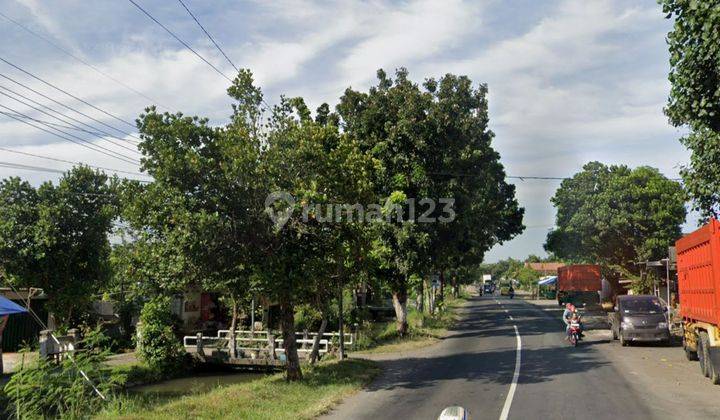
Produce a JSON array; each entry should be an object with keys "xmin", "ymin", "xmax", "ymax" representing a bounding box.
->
[{"xmin": 568, "ymin": 320, "xmax": 582, "ymax": 347}]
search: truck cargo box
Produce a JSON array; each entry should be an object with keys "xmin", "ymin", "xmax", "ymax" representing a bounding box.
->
[
  {"xmin": 676, "ymin": 219, "xmax": 720, "ymax": 326},
  {"xmin": 557, "ymin": 264, "xmax": 602, "ymax": 292}
]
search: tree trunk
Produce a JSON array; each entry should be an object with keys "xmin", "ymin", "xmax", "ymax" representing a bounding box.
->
[
  {"xmin": 438, "ymin": 271, "xmax": 445, "ymax": 302},
  {"xmin": 417, "ymin": 279, "xmax": 424, "ymax": 313},
  {"xmin": 338, "ymin": 285, "xmax": 345, "ymax": 361},
  {"xmin": 392, "ymin": 279, "xmax": 408, "ymax": 336},
  {"xmin": 280, "ymin": 299, "xmax": 302, "ymax": 381},
  {"xmin": 309, "ymin": 315, "xmax": 328, "ymax": 365},
  {"xmin": 228, "ymin": 297, "xmax": 238, "ymax": 358}
]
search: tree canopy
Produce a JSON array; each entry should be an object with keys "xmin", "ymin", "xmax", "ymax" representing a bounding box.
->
[
  {"xmin": 544, "ymin": 162, "xmax": 686, "ymax": 272},
  {"xmin": 0, "ymin": 167, "xmax": 118, "ymax": 324},
  {"xmin": 661, "ymin": 0, "xmax": 720, "ymax": 217}
]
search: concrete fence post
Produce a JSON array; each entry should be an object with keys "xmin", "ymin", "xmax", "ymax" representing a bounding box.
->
[
  {"xmin": 196, "ymin": 332, "xmax": 204, "ymax": 356},
  {"xmin": 268, "ymin": 333, "xmax": 276, "ymax": 360},
  {"xmin": 39, "ymin": 329, "xmax": 51, "ymax": 359}
]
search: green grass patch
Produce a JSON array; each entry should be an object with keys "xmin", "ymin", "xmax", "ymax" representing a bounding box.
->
[
  {"xmin": 353, "ymin": 293, "xmax": 468, "ymax": 354},
  {"xmin": 96, "ymin": 359, "xmax": 380, "ymax": 420}
]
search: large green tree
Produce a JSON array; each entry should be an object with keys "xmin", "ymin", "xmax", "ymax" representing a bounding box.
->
[
  {"xmin": 545, "ymin": 162, "xmax": 686, "ymax": 273},
  {"xmin": 124, "ymin": 70, "xmax": 372, "ymax": 381},
  {"xmin": 337, "ymin": 69, "xmax": 523, "ymax": 333},
  {"xmin": 661, "ymin": 0, "xmax": 720, "ymax": 217},
  {"xmin": 121, "ymin": 70, "xmax": 267, "ymax": 365},
  {"xmin": 0, "ymin": 167, "xmax": 118, "ymax": 324}
]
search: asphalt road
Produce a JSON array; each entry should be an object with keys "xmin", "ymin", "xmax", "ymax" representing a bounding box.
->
[{"xmin": 322, "ymin": 295, "xmax": 720, "ymax": 420}]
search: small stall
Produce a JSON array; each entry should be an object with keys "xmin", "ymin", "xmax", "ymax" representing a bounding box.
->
[
  {"xmin": 537, "ymin": 276, "xmax": 558, "ymax": 300},
  {"xmin": 1, "ymin": 295, "xmax": 28, "ymax": 374}
]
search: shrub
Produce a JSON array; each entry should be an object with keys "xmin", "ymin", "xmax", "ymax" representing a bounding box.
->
[
  {"xmin": 137, "ymin": 297, "xmax": 185, "ymax": 374},
  {"xmin": 2, "ymin": 328, "xmax": 118, "ymax": 419}
]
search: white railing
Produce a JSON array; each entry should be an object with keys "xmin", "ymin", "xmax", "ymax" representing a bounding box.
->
[
  {"xmin": 216, "ymin": 329, "xmax": 354, "ymax": 346},
  {"xmin": 182, "ymin": 333, "xmax": 331, "ymax": 355}
]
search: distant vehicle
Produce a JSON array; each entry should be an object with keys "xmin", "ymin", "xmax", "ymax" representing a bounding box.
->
[
  {"xmin": 557, "ymin": 265, "xmax": 601, "ymax": 307},
  {"xmin": 483, "ymin": 283, "xmax": 494, "ymax": 295},
  {"xmin": 676, "ymin": 219, "xmax": 720, "ymax": 384},
  {"xmin": 609, "ymin": 295, "xmax": 669, "ymax": 346},
  {"xmin": 499, "ymin": 284, "xmax": 511, "ymax": 296}
]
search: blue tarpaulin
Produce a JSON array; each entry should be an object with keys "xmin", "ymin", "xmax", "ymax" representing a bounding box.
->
[
  {"xmin": 0, "ymin": 295, "xmax": 28, "ymax": 316},
  {"xmin": 538, "ymin": 276, "xmax": 557, "ymax": 286}
]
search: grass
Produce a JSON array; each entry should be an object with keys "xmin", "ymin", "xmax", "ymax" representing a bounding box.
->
[
  {"xmin": 96, "ymin": 359, "xmax": 380, "ymax": 420},
  {"xmin": 353, "ymin": 292, "xmax": 469, "ymax": 354}
]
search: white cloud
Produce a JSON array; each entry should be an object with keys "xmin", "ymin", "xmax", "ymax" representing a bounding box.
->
[
  {"xmin": 0, "ymin": 0, "xmax": 695, "ymax": 261},
  {"xmin": 338, "ymin": 0, "xmax": 483, "ymax": 87}
]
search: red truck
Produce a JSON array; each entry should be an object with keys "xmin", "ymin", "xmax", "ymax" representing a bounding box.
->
[
  {"xmin": 676, "ymin": 219, "xmax": 720, "ymax": 384},
  {"xmin": 557, "ymin": 264, "xmax": 602, "ymax": 307}
]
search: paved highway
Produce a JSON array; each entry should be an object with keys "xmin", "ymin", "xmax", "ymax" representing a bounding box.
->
[{"xmin": 323, "ymin": 296, "xmax": 720, "ymax": 420}]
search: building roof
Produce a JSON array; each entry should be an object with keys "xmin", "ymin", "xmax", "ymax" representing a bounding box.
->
[{"xmin": 525, "ymin": 262, "xmax": 565, "ymax": 273}]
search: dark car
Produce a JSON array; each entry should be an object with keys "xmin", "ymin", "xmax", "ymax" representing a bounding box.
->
[
  {"xmin": 609, "ymin": 295, "xmax": 670, "ymax": 346},
  {"xmin": 483, "ymin": 283, "xmax": 494, "ymax": 295}
]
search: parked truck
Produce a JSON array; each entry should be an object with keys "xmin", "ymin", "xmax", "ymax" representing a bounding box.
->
[
  {"xmin": 557, "ymin": 264, "xmax": 602, "ymax": 307},
  {"xmin": 676, "ymin": 219, "xmax": 720, "ymax": 384}
]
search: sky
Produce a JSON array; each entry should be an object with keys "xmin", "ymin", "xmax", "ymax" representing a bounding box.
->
[{"xmin": 0, "ymin": 0, "xmax": 696, "ymax": 262}]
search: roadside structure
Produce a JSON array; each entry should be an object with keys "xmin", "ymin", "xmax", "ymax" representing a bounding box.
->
[{"xmin": 525, "ymin": 262, "xmax": 565, "ymax": 276}]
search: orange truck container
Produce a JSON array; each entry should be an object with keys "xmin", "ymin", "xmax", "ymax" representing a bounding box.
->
[
  {"xmin": 557, "ymin": 264, "xmax": 602, "ymax": 307},
  {"xmin": 676, "ymin": 218, "xmax": 720, "ymax": 384}
]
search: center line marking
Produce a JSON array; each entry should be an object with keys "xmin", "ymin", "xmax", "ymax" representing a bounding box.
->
[{"xmin": 499, "ymin": 324, "xmax": 522, "ymax": 420}]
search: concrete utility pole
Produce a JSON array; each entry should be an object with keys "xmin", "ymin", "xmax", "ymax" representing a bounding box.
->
[
  {"xmin": 663, "ymin": 258, "xmax": 670, "ymax": 307},
  {"xmin": 250, "ymin": 296, "xmax": 255, "ymax": 339}
]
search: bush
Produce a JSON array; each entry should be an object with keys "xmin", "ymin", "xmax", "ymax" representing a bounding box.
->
[
  {"xmin": 2, "ymin": 328, "xmax": 118, "ymax": 419},
  {"xmin": 137, "ymin": 297, "xmax": 185, "ymax": 374}
]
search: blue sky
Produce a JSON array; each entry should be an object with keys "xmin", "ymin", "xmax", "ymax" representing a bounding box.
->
[{"xmin": 0, "ymin": 0, "xmax": 695, "ymax": 261}]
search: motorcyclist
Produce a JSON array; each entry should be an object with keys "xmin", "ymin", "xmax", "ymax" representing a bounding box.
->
[
  {"xmin": 562, "ymin": 303, "xmax": 574, "ymax": 338},
  {"xmin": 562, "ymin": 303, "xmax": 584, "ymax": 339}
]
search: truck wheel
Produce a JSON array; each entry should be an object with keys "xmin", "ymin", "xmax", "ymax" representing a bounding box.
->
[
  {"xmin": 699, "ymin": 332, "xmax": 711, "ymax": 378},
  {"xmin": 683, "ymin": 335, "xmax": 698, "ymax": 361},
  {"xmin": 711, "ymin": 359, "xmax": 720, "ymax": 385}
]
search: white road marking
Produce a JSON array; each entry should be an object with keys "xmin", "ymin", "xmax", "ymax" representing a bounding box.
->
[
  {"xmin": 499, "ymin": 324, "xmax": 522, "ymax": 420},
  {"xmin": 504, "ymin": 309, "xmax": 509, "ymax": 313},
  {"xmin": 508, "ymin": 315, "xmax": 513, "ymax": 320}
]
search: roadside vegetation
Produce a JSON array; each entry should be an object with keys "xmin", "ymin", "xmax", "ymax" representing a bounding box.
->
[
  {"xmin": 354, "ymin": 291, "xmax": 469, "ymax": 354},
  {"xmin": 97, "ymin": 359, "xmax": 379, "ymax": 420}
]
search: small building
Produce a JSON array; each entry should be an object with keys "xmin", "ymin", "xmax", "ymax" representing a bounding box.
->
[{"xmin": 172, "ymin": 290, "xmax": 230, "ymax": 334}]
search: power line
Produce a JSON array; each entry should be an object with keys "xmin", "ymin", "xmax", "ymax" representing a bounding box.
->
[
  {"xmin": 0, "ymin": 87, "xmax": 142, "ymax": 155},
  {"xmin": 127, "ymin": 0, "xmax": 233, "ymax": 83},
  {"xmin": 429, "ymin": 172, "xmax": 683, "ymax": 182},
  {"xmin": 0, "ymin": 72, "xmax": 140, "ymax": 144},
  {"xmin": 176, "ymin": 0, "xmax": 238, "ymax": 72},
  {"xmin": 0, "ymin": 146, "xmax": 150, "ymax": 179},
  {"xmin": 0, "ymin": 105, "xmax": 140, "ymax": 165},
  {"xmin": 0, "ymin": 103, "xmax": 140, "ymax": 163},
  {"xmin": 0, "ymin": 10, "xmax": 173, "ymax": 111},
  {"xmin": 0, "ymin": 160, "xmax": 152, "ymax": 184},
  {"xmin": 0, "ymin": 55, "xmax": 139, "ymax": 131},
  {"xmin": 0, "ymin": 160, "xmax": 65, "ymax": 174}
]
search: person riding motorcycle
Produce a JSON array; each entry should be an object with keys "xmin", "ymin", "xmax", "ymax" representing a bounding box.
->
[
  {"xmin": 562, "ymin": 303, "xmax": 574, "ymax": 334},
  {"xmin": 562, "ymin": 303, "xmax": 584, "ymax": 339}
]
